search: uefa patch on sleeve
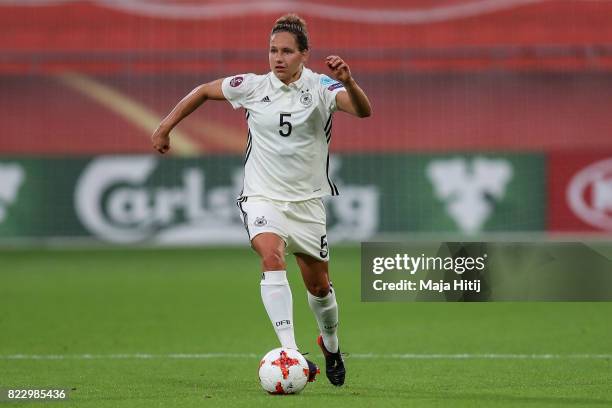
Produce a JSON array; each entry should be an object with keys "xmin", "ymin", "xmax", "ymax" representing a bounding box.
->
[
  {"xmin": 230, "ymin": 76, "xmax": 244, "ymax": 87},
  {"xmin": 328, "ymin": 82, "xmax": 344, "ymax": 91},
  {"xmin": 320, "ymin": 75, "xmax": 336, "ymax": 87}
]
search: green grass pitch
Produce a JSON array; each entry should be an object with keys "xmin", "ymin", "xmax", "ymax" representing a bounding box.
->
[{"xmin": 1, "ymin": 247, "xmax": 611, "ymax": 407}]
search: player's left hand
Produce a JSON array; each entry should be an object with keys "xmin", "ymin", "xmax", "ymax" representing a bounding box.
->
[{"xmin": 325, "ymin": 55, "xmax": 352, "ymax": 84}]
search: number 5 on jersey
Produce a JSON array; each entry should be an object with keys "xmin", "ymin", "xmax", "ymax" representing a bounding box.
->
[
  {"xmin": 320, "ymin": 234, "xmax": 328, "ymax": 258},
  {"xmin": 279, "ymin": 113, "xmax": 292, "ymax": 137}
]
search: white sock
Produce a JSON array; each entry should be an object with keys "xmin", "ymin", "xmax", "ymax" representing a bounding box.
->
[
  {"xmin": 260, "ymin": 270, "xmax": 298, "ymax": 350},
  {"xmin": 307, "ymin": 287, "xmax": 339, "ymax": 353}
]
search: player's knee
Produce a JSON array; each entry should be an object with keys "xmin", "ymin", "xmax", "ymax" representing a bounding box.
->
[
  {"xmin": 261, "ymin": 251, "xmax": 285, "ymax": 271},
  {"xmin": 307, "ymin": 282, "xmax": 330, "ymax": 298}
]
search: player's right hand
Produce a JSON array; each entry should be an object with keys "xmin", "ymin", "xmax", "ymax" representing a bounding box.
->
[{"xmin": 151, "ymin": 126, "xmax": 171, "ymax": 154}]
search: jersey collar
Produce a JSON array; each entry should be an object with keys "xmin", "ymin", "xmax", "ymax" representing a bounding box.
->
[{"xmin": 270, "ymin": 67, "xmax": 311, "ymax": 90}]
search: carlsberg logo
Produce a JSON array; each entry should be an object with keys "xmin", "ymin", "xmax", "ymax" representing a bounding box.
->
[
  {"xmin": 427, "ymin": 157, "xmax": 513, "ymax": 233},
  {"xmin": 75, "ymin": 156, "xmax": 246, "ymax": 244},
  {"xmin": 0, "ymin": 163, "xmax": 25, "ymax": 223},
  {"xmin": 75, "ymin": 156, "xmax": 380, "ymax": 244}
]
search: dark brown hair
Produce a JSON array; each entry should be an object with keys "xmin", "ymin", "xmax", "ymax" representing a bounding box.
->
[{"xmin": 271, "ymin": 14, "xmax": 309, "ymax": 52}]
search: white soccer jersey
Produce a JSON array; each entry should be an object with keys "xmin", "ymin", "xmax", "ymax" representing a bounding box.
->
[{"xmin": 221, "ymin": 67, "xmax": 346, "ymax": 201}]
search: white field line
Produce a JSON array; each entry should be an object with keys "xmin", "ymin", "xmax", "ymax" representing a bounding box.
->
[{"xmin": 2, "ymin": 353, "xmax": 611, "ymax": 360}]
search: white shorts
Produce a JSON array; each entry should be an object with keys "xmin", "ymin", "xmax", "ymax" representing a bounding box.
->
[{"xmin": 236, "ymin": 196, "xmax": 329, "ymax": 261}]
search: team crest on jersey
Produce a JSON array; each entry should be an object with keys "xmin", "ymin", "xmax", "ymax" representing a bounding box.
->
[
  {"xmin": 254, "ymin": 216, "xmax": 267, "ymax": 226},
  {"xmin": 300, "ymin": 92, "xmax": 313, "ymax": 107},
  {"xmin": 230, "ymin": 76, "xmax": 244, "ymax": 87}
]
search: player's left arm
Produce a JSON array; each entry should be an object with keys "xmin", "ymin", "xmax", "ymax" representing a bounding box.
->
[{"xmin": 325, "ymin": 55, "xmax": 372, "ymax": 118}]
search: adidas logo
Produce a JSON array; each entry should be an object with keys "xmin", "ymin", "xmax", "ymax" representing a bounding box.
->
[{"xmin": 260, "ymin": 96, "xmax": 271, "ymax": 102}]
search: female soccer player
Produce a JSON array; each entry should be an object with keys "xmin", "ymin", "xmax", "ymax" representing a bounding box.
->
[{"xmin": 151, "ymin": 14, "xmax": 371, "ymax": 387}]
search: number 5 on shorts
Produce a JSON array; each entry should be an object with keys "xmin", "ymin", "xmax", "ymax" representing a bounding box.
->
[{"xmin": 320, "ymin": 234, "xmax": 328, "ymax": 258}]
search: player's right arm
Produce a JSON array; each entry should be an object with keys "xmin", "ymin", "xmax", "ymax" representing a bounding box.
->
[{"xmin": 151, "ymin": 78, "xmax": 225, "ymax": 154}]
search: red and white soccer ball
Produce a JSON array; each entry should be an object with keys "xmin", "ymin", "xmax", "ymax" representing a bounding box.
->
[{"xmin": 258, "ymin": 348, "xmax": 309, "ymax": 394}]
